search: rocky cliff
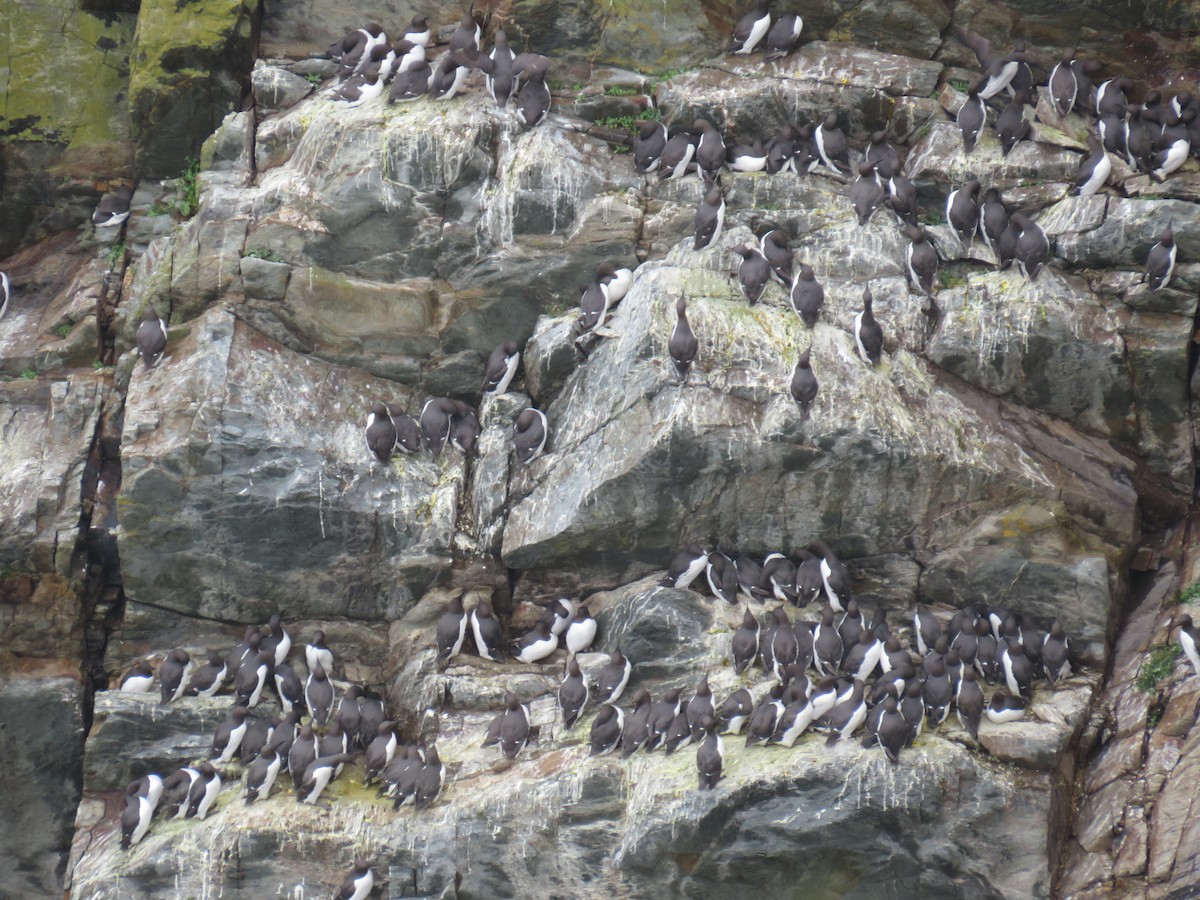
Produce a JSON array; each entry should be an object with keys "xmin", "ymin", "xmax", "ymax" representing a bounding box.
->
[{"xmin": 3, "ymin": 2, "xmax": 1200, "ymax": 899}]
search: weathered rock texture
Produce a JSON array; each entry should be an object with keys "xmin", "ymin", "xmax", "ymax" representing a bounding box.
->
[{"xmin": 2, "ymin": 2, "xmax": 1200, "ymax": 899}]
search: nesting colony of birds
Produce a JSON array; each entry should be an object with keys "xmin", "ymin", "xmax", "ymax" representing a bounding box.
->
[{"xmin": 84, "ymin": 1, "xmax": 1200, "ymax": 895}]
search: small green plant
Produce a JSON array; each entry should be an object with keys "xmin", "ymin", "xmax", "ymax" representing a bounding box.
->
[
  {"xmin": 612, "ymin": 144, "xmax": 630, "ymax": 154},
  {"xmin": 1135, "ymin": 643, "xmax": 1181, "ymax": 693},
  {"xmin": 1147, "ymin": 704, "xmax": 1163, "ymax": 728},
  {"xmin": 920, "ymin": 211, "xmax": 946, "ymax": 226},
  {"xmin": 1177, "ymin": 583, "xmax": 1200, "ymax": 605},
  {"xmin": 545, "ymin": 296, "xmax": 575, "ymax": 317},
  {"xmin": 92, "ymin": 360, "xmax": 104, "ymax": 370},
  {"xmin": 0, "ymin": 565, "xmax": 12, "ymax": 579},
  {"xmin": 641, "ymin": 107, "xmax": 662, "ymax": 122},
  {"xmin": 655, "ymin": 66, "xmax": 690, "ymax": 81},
  {"xmin": 20, "ymin": 369, "xmax": 36, "ymax": 380},
  {"xmin": 175, "ymin": 157, "xmax": 201, "ymax": 218},
  {"xmin": 605, "ymin": 86, "xmax": 639, "ymax": 97},
  {"xmin": 304, "ymin": 72, "xmax": 323, "ymax": 87},
  {"xmin": 940, "ymin": 272, "xmax": 968, "ymax": 290},
  {"xmin": 146, "ymin": 201, "xmax": 169, "ymax": 217},
  {"xmin": 105, "ymin": 242, "xmax": 126, "ymax": 269},
  {"xmin": 54, "ymin": 323, "xmax": 72, "ymax": 338},
  {"xmin": 950, "ymin": 78, "xmax": 969, "ymax": 92},
  {"xmin": 595, "ymin": 115, "xmax": 637, "ymax": 131},
  {"xmin": 245, "ymin": 247, "xmax": 285, "ymax": 262}
]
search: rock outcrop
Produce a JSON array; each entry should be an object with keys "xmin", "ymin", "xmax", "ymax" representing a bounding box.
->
[{"xmin": 3, "ymin": 3, "xmax": 1200, "ymax": 899}]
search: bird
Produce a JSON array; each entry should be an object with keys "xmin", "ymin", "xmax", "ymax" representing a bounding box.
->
[
  {"xmin": 733, "ymin": 243, "xmax": 772, "ymax": 305},
  {"xmin": 790, "ymin": 263, "xmax": 824, "ymax": 327},
  {"xmin": 136, "ymin": 306, "xmax": 169, "ymax": 370},
  {"xmin": 661, "ymin": 543, "xmax": 709, "ymax": 589},
  {"xmin": 812, "ymin": 111, "xmax": 850, "ymax": 174},
  {"xmin": 693, "ymin": 186, "xmax": 726, "ymax": 250},
  {"xmin": 693, "ymin": 119, "xmax": 726, "ymax": 182},
  {"xmin": 1001, "ymin": 637, "xmax": 1035, "ymax": 700},
  {"xmin": 234, "ymin": 650, "xmax": 273, "ymax": 708},
  {"xmin": 995, "ymin": 89, "xmax": 1032, "ymax": 156},
  {"xmin": 955, "ymin": 80, "xmax": 986, "ymax": 153},
  {"xmin": 812, "ymin": 541, "xmax": 851, "ymax": 611},
  {"xmin": 1144, "ymin": 225, "xmax": 1177, "ymax": 291},
  {"xmin": 329, "ymin": 63, "xmax": 385, "ymax": 107},
  {"xmin": 978, "ymin": 189, "xmax": 1009, "ymax": 254},
  {"xmin": 1178, "ymin": 615, "xmax": 1200, "ymax": 676},
  {"xmin": 746, "ymin": 683, "xmax": 786, "ymax": 747},
  {"xmin": 158, "ymin": 649, "xmax": 191, "ymax": 704},
  {"xmin": 471, "ymin": 600, "xmax": 503, "ymax": 662},
  {"xmin": 853, "ymin": 286, "xmax": 884, "ymax": 366},
  {"xmin": 389, "ymin": 406, "xmax": 422, "ymax": 454},
  {"xmin": 515, "ymin": 56, "xmax": 553, "ymax": 129},
  {"xmin": 298, "ymin": 753, "xmax": 354, "ymax": 805},
  {"xmin": 790, "ymin": 349, "xmax": 818, "ymax": 418},
  {"xmin": 119, "ymin": 659, "xmax": 155, "ymax": 693},
  {"xmin": 621, "ymin": 689, "xmax": 654, "ymax": 757},
  {"xmin": 956, "ymin": 669, "xmax": 986, "ymax": 741},
  {"xmin": 716, "ymin": 688, "xmax": 754, "ymax": 734},
  {"xmin": 92, "ymin": 183, "xmax": 134, "ymax": 228},
  {"xmin": 261, "ymin": 612, "xmax": 291, "ymax": 667},
  {"xmin": 633, "ymin": 120, "xmax": 668, "ymax": 174},
  {"xmin": 763, "ymin": 12, "xmax": 802, "ymax": 61},
  {"xmin": 482, "ymin": 341, "xmax": 521, "ymax": 396},
  {"xmin": 243, "ymin": 749, "xmax": 283, "ymax": 805},
  {"xmin": 946, "ymin": 180, "xmax": 981, "ymax": 247},
  {"xmin": 514, "ymin": 621, "xmax": 558, "ymax": 664},
  {"xmin": 819, "ymin": 678, "xmax": 867, "ymax": 745},
  {"xmin": 904, "ymin": 225, "xmax": 938, "ymax": 298},
  {"xmin": 565, "ymin": 603, "xmax": 597, "ymax": 656},
  {"xmin": 387, "ymin": 59, "xmax": 431, "ymax": 103},
  {"xmin": 413, "ymin": 746, "xmax": 446, "ymax": 810},
  {"xmin": 658, "ymin": 130, "xmax": 697, "ymax": 180},
  {"xmin": 729, "ymin": 0, "xmax": 773, "ymax": 54},
  {"xmin": 305, "ymin": 630, "xmax": 334, "ymax": 679},
  {"xmin": 1047, "ymin": 49, "xmax": 1079, "ymax": 117},
  {"xmin": 1012, "ymin": 213, "xmax": 1049, "ymax": 280},
  {"xmin": 706, "ymin": 551, "xmax": 739, "ymax": 604},
  {"xmin": 987, "ymin": 689, "xmax": 1028, "ymax": 723},
  {"xmin": 590, "ymin": 705, "xmax": 624, "ymax": 755},
  {"xmin": 731, "ymin": 607, "xmax": 761, "ymax": 675},
  {"xmin": 687, "ymin": 675, "xmax": 716, "ymax": 742},
  {"xmin": 760, "ymin": 229, "xmax": 793, "ymax": 285},
  {"xmin": 596, "ymin": 649, "xmax": 633, "ymax": 704},
  {"xmin": 559, "ymin": 657, "xmax": 589, "ymax": 727},
  {"xmin": 304, "ymin": 663, "xmax": 335, "ymax": 726},
  {"xmin": 1042, "ymin": 620, "xmax": 1071, "ymax": 686},
  {"xmin": 185, "ymin": 763, "xmax": 221, "ymax": 820},
  {"xmin": 695, "ymin": 716, "xmax": 723, "ymax": 789},
  {"xmin": 849, "ymin": 161, "xmax": 885, "ymax": 226},
  {"xmin": 514, "ymin": 409, "xmax": 549, "ymax": 464},
  {"xmin": 333, "ymin": 860, "xmax": 375, "ymax": 900},
  {"xmin": 420, "ymin": 398, "xmax": 458, "ymax": 456},
  {"xmin": 495, "ymin": 692, "xmax": 531, "ymax": 759},
  {"xmin": 874, "ymin": 696, "xmax": 909, "ymax": 763},
  {"xmin": 1072, "ymin": 134, "xmax": 1112, "ymax": 198},
  {"xmin": 726, "ymin": 139, "xmax": 767, "ymax": 173},
  {"xmin": 436, "ymin": 594, "xmax": 469, "ymax": 661},
  {"xmin": 0, "ymin": 271, "xmax": 8, "ymax": 321},
  {"xmin": 669, "ymin": 296, "xmax": 699, "ymax": 382}
]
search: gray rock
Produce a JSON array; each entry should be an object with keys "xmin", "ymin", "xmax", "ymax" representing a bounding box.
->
[
  {"xmin": 593, "ymin": 578, "xmax": 715, "ymax": 685},
  {"xmin": 251, "ymin": 63, "xmax": 313, "ymax": 111},
  {"xmin": 239, "ymin": 256, "xmax": 291, "ymax": 301}
]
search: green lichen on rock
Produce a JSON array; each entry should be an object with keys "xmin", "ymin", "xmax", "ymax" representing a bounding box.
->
[{"xmin": 128, "ymin": 0, "xmax": 260, "ymax": 176}]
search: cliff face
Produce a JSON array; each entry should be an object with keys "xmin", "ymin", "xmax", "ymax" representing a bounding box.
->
[{"xmin": 2, "ymin": 3, "xmax": 1200, "ymax": 899}]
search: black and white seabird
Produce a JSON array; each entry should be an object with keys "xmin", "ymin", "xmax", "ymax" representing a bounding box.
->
[
  {"xmin": 645, "ymin": 688, "xmax": 684, "ymax": 751},
  {"xmin": 661, "ymin": 543, "xmax": 709, "ymax": 589},
  {"xmin": 716, "ymin": 688, "xmax": 753, "ymax": 735},
  {"xmin": 402, "ymin": 15, "xmax": 431, "ymax": 47},
  {"xmin": 727, "ymin": 139, "xmax": 767, "ymax": 173},
  {"xmin": 515, "ymin": 56, "xmax": 553, "ymax": 129},
  {"xmin": 514, "ymin": 408, "xmax": 548, "ymax": 464},
  {"xmin": 515, "ymin": 621, "xmax": 558, "ymax": 664},
  {"xmin": 1012, "ymin": 213, "xmax": 1049, "ymax": 280},
  {"xmin": 363, "ymin": 722, "xmax": 398, "ymax": 787},
  {"xmin": 763, "ymin": 12, "xmax": 802, "ymax": 61},
  {"xmin": 706, "ymin": 551, "xmax": 739, "ymax": 604},
  {"xmin": 420, "ymin": 397, "xmax": 458, "ymax": 456},
  {"xmin": 946, "ymin": 180, "xmax": 981, "ymax": 246},
  {"xmin": 471, "ymin": 600, "xmax": 503, "ymax": 662},
  {"xmin": 272, "ymin": 661, "xmax": 302, "ymax": 714},
  {"xmin": 450, "ymin": 402, "xmax": 481, "ymax": 455},
  {"xmin": 745, "ymin": 683, "xmax": 786, "ymax": 747},
  {"xmin": 120, "ymin": 659, "xmax": 155, "ymax": 693},
  {"xmin": 729, "ymin": 0, "xmax": 772, "ymax": 54},
  {"xmin": 819, "ymin": 678, "xmax": 867, "ymax": 745},
  {"xmin": 765, "ymin": 124, "xmax": 800, "ymax": 173},
  {"xmin": 693, "ymin": 186, "xmax": 726, "ymax": 250},
  {"xmin": 334, "ymin": 860, "xmax": 376, "ymax": 900},
  {"xmin": 1144, "ymin": 225, "xmax": 1178, "ymax": 291},
  {"xmin": 790, "ymin": 263, "xmax": 824, "ymax": 327},
  {"xmin": 136, "ymin": 305, "xmax": 168, "ymax": 370},
  {"xmin": 1072, "ymin": 134, "xmax": 1111, "ymax": 197},
  {"xmin": 956, "ymin": 669, "xmax": 986, "ymax": 741},
  {"xmin": 120, "ymin": 791, "xmax": 154, "ymax": 850},
  {"xmin": 429, "ymin": 52, "xmax": 470, "ymax": 101},
  {"xmin": 695, "ymin": 716, "xmax": 723, "ymax": 790},
  {"xmin": 299, "ymin": 752, "xmax": 354, "ymax": 805},
  {"xmin": 978, "ymin": 188, "xmax": 1009, "ymax": 254},
  {"xmin": 849, "ymin": 161, "xmax": 885, "ymax": 226},
  {"xmin": 812, "ymin": 541, "xmax": 852, "ymax": 611},
  {"xmin": 158, "ymin": 649, "xmax": 191, "ymax": 704},
  {"xmin": 658, "ymin": 130, "xmax": 697, "ymax": 180},
  {"xmin": 669, "ymin": 296, "xmax": 699, "ymax": 382},
  {"xmin": 687, "ymin": 675, "xmax": 716, "ymax": 742},
  {"xmin": 1001, "ymin": 637, "xmax": 1035, "ymax": 700},
  {"xmin": 565, "ymin": 603, "xmax": 597, "ymax": 656},
  {"xmin": 875, "ymin": 696, "xmax": 908, "ymax": 763},
  {"xmin": 385, "ymin": 405, "xmax": 422, "ymax": 454},
  {"xmin": 995, "ymin": 89, "xmax": 1032, "ymax": 156},
  {"xmin": 184, "ymin": 649, "xmax": 226, "ymax": 699},
  {"xmin": 731, "ymin": 608, "xmax": 761, "ymax": 676},
  {"xmin": 413, "ymin": 746, "xmax": 446, "ymax": 810},
  {"xmin": 449, "ymin": 12, "xmax": 483, "ymax": 55},
  {"xmin": 235, "ymin": 650, "xmax": 273, "ymax": 709},
  {"xmin": 495, "ymin": 692, "xmax": 531, "ymax": 759},
  {"xmin": 304, "ymin": 663, "xmax": 335, "ymax": 726},
  {"xmin": 813, "ymin": 112, "xmax": 850, "ymax": 174},
  {"xmin": 790, "ymin": 349, "xmax": 818, "ymax": 418},
  {"xmin": 733, "ymin": 243, "xmax": 771, "ymax": 305},
  {"xmin": 436, "ymin": 594, "xmax": 469, "ymax": 661},
  {"xmin": 853, "ymin": 285, "xmax": 884, "ymax": 366},
  {"xmin": 559, "ymin": 657, "xmax": 589, "ymax": 727},
  {"xmin": 813, "ymin": 607, "xmax": 843, "ymax": 676},
  {"xmin": 596, "ymin": 649, "xmax": 633, "ymax": 705},
  {"xmin": 92, "ymin": 183, "xmax": 135, "ymax": 228},
  {"xmin": 904, "ymin": 224, "xmax": 938, "ymax": 298},
  {"xmin": 305, "ymin": 630, "xmax": 334, "ymax": 679},
  {"xmin": 633, "ymin": 120, "xmax": 668, "ymax": 174},
  {"xmin": 794, "ymin": 550, "xmax": 824, "ymax": 606},
  {"xmin": 330, "ymin": 63, "xmax": 385, "ymax": 107},
  {"xmin": 0, "ymin": 271, "xmax": 9, "ymax": 321},
  {"xmin": 243, "ymin": 749, "xmax": 283, "ymax": 805},
  {"xmin": 693, "ymin": 119, "xmax": 726, "ymax": 182},
  {"xmin": 589, "ymin": 705, "xmax": 625, "ymax": 755},
  {"xmin": 262, "ymin": 611, "xmax": 291, "ymax": 666},
  {"xmin": 760, "ymin": 229, "xmax": 793, "ymax": 285},
  {"xmin": 761, "ymin": 553, "xmax": 799, "ymax": 604},
  {"xmin": 1042, "ymin": 620, "xmax": 1071, "ymax": 686},
  {"xmin": 1178, "ymin": 614, "xmax": 1200, "ymax": 676},
  {"xmin": 1096, "ymin": 77, "xmax": 1134, "ymax": 118},
  {"xmin": 987, "ymin": 689, "xmax": 1027, "ymax": 723},
  {"xmin": 365, "ymin": 402, "xmax": 398, "ymax": 464},
  {"xmin": 621, "ymin": 689, "xmax": 654, "ymax": 757},
  {"xmin": 1048, "ymin": 49, "xmax": 1079, "ymax": 117},
  {"xmin": 879, "ymin": 159, "xmax": 918, "ymax": 226},
  {"xmin": 956, "ymin": 80, "xmax": 986, "ymax": 154},
  {"xmin": 185, "ymin": 763, "xmax": 221, "ymax": 820},
  {"xmin": 387, "ymin": 59, "xmax": 431, "ymax": 103}
]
